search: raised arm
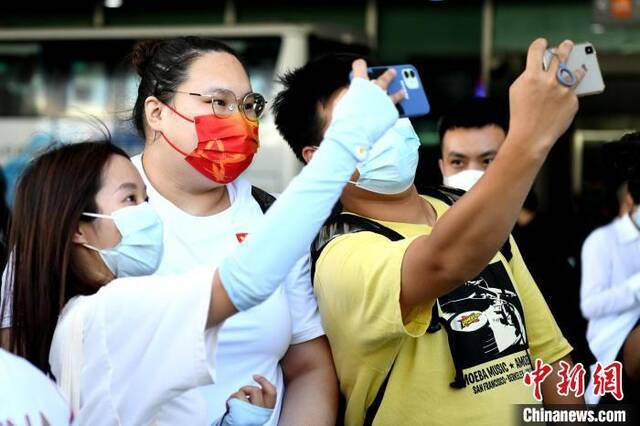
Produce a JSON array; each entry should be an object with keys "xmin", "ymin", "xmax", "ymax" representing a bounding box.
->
[
  {"xmin": 208, "ymin": 61, "xmax": 402, "ymax": 327},
  {"xmin": 400, "ymin": 39, "xmax": 583, "ymax": 312}
]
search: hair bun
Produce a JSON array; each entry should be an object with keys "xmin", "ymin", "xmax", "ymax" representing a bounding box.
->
[{"xmin": 131, "ymin": 40, "xmax": 162, "ymax": 76}]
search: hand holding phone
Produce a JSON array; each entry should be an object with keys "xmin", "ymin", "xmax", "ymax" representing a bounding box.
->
[
  {"xmin": 350, "ymin": 64, "xmax": 431, "ymax": 118},
  {"xmin": 543, "ymin": 42, "xmax": 605, "ymax": 96}
]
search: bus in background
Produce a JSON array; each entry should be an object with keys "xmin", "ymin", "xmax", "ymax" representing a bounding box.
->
[{"xmin": 0, "ymin": 24, "xmax": 370, "ymax": 201}]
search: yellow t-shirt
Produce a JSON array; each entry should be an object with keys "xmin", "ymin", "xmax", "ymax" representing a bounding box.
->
[{"xmin": 314, "ymin": 196, "xmax": 572, "ymax": 426}]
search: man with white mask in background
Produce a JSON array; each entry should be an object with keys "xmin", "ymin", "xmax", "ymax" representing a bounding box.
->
[{"xmin": 438, "ymin": 97, "xmax": 508, "ymax": 191}]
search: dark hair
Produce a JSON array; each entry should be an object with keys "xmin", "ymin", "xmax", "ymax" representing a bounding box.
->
[
  {"xmin": 604, "ymin": 132, "xmax": 640, "ymax": 204},
  {"xmin": 438, "ymin": 97, "xmax": 509, "ymax": 155},
  {"xmin": 273, "ymin": 53, "xmax": 364, "ymax": 163},
  {"xmin": 2, "ymin": 141, "xmax": 129, "ymax": 373},
  {"xmin": 131, "ymin": 36, "xmax": 243, "ymax": 136}
]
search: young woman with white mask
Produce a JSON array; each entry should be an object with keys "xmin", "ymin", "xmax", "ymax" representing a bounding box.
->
[
  {"xmin": 128, "ymin": 36, "xmax": 336, "ymax": 425},
  {"xmin": 2, "ymin": 61, "xmax": 402, "ymax": 425}
]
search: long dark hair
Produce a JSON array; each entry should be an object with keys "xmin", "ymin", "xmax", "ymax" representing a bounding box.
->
[
  {"xmin": 131, "ymin": 36, "xmax": 243, "ymax": 136},
  {"xmin": 2, "ymin": 141, "xmax": 129, "ymax": 373}
]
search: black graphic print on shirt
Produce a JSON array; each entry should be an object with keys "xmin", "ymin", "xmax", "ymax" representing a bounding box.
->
[{"xmin": 433, "ymin": 261, "xmax": 533, "ymax": 391}]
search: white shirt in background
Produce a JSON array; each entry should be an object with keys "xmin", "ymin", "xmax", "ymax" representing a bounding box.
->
[
  {"xmin": 49, "ymin": 267, "xmax": 218, "ymax": 425},
  {"xmin": 131, "ymin": 155, "xmax": 324, "ymax": 425},
  {"xmin": 580, "ymin": 214, "xmax": 640, "ymax": 403},
  {"xmin": 0, "ymin": 348, "xmax": 72, "ymax": 426}
]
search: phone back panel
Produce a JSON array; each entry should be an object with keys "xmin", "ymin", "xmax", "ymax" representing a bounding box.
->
[
  {"xmin": 366, "ymin": 65, "xmax": 431, "ymax": 117},
  {"xmin": 568, "ymin": 43, "xmax": 605, "ymax": 96}
]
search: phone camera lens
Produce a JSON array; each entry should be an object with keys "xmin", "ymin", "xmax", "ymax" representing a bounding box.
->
[
  {"xmin": 409, "ymin": 70, "xmax": 416, "ymax": 77},
  {"xmin": 585, "ymin": 46, "xmax": 594, "ymax": 54}
]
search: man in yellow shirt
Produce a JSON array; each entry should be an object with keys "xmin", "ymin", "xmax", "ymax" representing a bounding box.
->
[{"xmin": 273, "ymin": 40, "xmax": 584, "ymax": 425}]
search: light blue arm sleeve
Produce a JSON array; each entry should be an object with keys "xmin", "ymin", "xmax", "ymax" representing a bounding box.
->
[
  {"xmin": 219, "ymin": 77, "xmax": 399, "ymax": 311},
  {"xmin": 215, "ymin": 398, "xmax": 274, "ymax": 426}
]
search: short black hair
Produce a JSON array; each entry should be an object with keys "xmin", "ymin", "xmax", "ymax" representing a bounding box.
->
[
  {"xmin": 438, "ymin": 97, "xmax": 509, "ymax": 154},
  {"xmin": 273, "ymin": 53, "xmax": 364, "ymax": 163}
]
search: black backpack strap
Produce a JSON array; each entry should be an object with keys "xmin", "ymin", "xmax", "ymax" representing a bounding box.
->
[
  {"xmin": 311, "ymin": 185, "xmax": 459, "ymax": 270},
  {"xmin": 251, "ymin": 185, "xmax": 276, "ymax": 214},
  {"xmin": 363, "ymin": 359, "xmax": 396, "ymax": 426},
  {"xmin": 420, "ymin": 184, "xmax": 466, "ymax": 205},
  {"xmin": 500, "ymin": 238, "xmax": 513, "ymax": 262},
  {"xmin": 310, "ymin": 213, "xmax": 405, "ymax": 284},
  {"xmin": 426, "ymin": 301, "xmax": 442, "ymax": 334}
]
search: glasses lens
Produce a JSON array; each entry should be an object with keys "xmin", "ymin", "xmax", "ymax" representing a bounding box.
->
[
  {"xmin": 210, "ymin": 89, "xmax": 238, "ymax": 118},
  {"xmin": 242, "ymin": 93, "xmax": 266, "ymax": 121}
]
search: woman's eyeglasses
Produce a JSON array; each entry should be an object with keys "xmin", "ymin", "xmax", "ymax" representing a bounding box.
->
[{"xmin": 168, "ymin": 88, "xmax": 266, "ymax": 122}]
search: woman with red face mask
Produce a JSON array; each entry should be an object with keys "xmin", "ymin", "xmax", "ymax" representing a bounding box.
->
[{"xmin": 128, "ymin": 37, "xmax": 337, "ymax": 425}]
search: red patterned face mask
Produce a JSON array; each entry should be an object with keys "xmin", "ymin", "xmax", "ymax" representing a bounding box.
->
[{"xmin": 160, "ymin": 104, "xmax": 259, "ymax": 184}]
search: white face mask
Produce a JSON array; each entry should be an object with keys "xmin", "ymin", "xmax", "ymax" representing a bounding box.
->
[
  {"xmin": 351, "ymin": 118, "xmax": 421, "ymax": 195},
  {"xmin": 443, "ymin": 169, "xmax": 485, "ymax": 191},
  {"xmin": 82, "ymin": 202, "xmax": 163, "ymax": 278}
]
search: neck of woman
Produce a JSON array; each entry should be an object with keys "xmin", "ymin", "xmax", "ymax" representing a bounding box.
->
[{"xmin": 141, "ymin": 143, "xmax": 231, "ymax": 217}]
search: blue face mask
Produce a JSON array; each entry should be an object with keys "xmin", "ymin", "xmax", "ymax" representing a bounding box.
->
[
  {"xmin": 351, "ymin": 118, "xmax": 421, "ymax": 195},
  {"xmin": 82, "ymin": 202, "xmax": 163, "ymax": 278},
  {"xmin": 633, "ymin": 209, "xmax": 640, "ymax": 228}
]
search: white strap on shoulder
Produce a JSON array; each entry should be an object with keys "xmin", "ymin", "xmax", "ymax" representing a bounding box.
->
[
  {"xmin": 56, "ymin": 298, "xmax": 161, "ymax": 424},
  {"xmin": 58, "ymin": 299, "xmax": 87, "ymax": 414}
]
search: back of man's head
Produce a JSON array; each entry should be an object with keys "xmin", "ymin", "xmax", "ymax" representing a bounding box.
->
[
  {"xmin": 273, "ymin": 53, "xmax": 363, "ymax": 163},
  {"xmin": 438, "ymin": 97, "xmax": 509, "ymax": 154}
]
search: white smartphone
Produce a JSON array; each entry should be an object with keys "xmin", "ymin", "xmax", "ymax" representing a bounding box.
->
[{"xmin": 543, "ymin": 42, "xmax": 605, "ymax": 96}]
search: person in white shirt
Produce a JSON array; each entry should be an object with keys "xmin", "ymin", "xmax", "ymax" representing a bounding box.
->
[
  {"xmin": 1, "ymin": 63, "xmax": 402, "ymax": 424},
  {"xmin": 581, "ymin": 154, "xmax": 640, "ymax": 404},
  {"xmin": 0, "ymin": 348, "xmax": 73, "ymax": 426},
  {"xmin": 126, "ymin": 36, "xmax": 337, "ymax": 425}
]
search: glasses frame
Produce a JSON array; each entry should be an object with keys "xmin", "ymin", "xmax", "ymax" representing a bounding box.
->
[{"xmin": 167, "ymin": 89, "xmax": 267, "ymax": 122}]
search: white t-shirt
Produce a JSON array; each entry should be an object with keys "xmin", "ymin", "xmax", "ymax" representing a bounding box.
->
[
  {"xmin": 0, "ymin": 348, "xmax": 72, "ymax": 426},
  {"xmin": 131, "ymin": 155, "xmax": 324, "ymax": 425},
  {"xmin": 49, "ymin": 267, "xmax": 218, "ymax": 425}
]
